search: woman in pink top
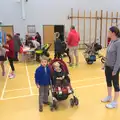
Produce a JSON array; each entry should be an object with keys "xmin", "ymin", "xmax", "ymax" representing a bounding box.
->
[{"xmin": 67, "ymin": 26, "xmax": 80, "ymax": 67}]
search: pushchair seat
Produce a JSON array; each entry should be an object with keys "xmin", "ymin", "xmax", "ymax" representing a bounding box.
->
[
  {"xmin": 48, "ymin": 59, "xmax": 79, "ymax": 110},
  {"xmin": 83, "ymin": 41, "xmax": 105, "ymax": 64}
]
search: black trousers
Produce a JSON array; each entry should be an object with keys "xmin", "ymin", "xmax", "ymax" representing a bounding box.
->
[
  {"xmin": 105, "ymin": 66, "xmax": 119, "ymax": 92},
  {"xmin": 54, "ymin": 51, "xmax": 62, "ymax": 59},
  {"xmin": 64, "ymin": 48, "xmax": 71, "ymax": 63},
  {"xmin": 15, "ymin": 52, "xmax": 19, "ymax": 61},
  {"xmin": 8, "ymin": 57, "xmax": 15, "ymax": 71}
]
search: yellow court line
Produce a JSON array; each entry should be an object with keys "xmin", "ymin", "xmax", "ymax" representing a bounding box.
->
[
  {"xmin": 1, "ymin": 82, "xmax": 105, "ymax": 101},
  {"xmin": 25, "ymin": 61, "xmax": 33, "ymax": 95},
  {"xmin": 4, "ymin": 77, "xmax": 104, "ymax": 92},
  {"xmin": 0, "ymin": 67, "xmax": 10, "ymax": 100},
  {"xmin": 74, "ymin": 82, "xmax": 105, "ymax": 89},
  {"xmin": 5, "ymin": 88, "xmax": 30, "ymax": 92},
  {"xmin": 71, "ymin": 77, "xmax": 104, "ymax": 83},
  {"xmin": 2, "ymin": 94, "xmax": 33, "ymax": 100}
]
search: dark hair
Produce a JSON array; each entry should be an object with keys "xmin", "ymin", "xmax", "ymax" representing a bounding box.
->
[
  {"xmin": 109, "ymin": 26, "xmax": 120, "ymax": 37},
  {"xmin": 36, "ymin": 32, "xmax": 40, "ymax": 36},
  {"xmin": 7, "ymin": 34, "xmax": 13, "ymax": 40},
  {"xmin": 71, "ymin": 25, "xmax": 75, "ymax": 29},
  {"xmin": 16, "ymin": 33, "xmax": 20, "ymax": 36}
]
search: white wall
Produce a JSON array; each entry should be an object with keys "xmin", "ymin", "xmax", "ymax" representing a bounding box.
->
[{"xmin": 0, "ymin": 0, "xmax": 120, "ymax": 45}]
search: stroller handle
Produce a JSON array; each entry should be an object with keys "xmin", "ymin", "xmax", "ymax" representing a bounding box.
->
[
  {"xmin": 84, "ymin": 43, "xmax": 91, "ymax": 47},
  {"xmin": 48, "ymin": 43, "xmax": 52, "ymax": 47}
]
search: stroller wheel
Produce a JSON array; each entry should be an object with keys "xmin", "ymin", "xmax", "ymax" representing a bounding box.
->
[
  {"xmin": 70, "ymin": 98, "xmax": 74, "ymax": 107},
  {"xmin": 50, "ymin": 103, "xmax": 55, "ymax": 111},
  {"xmin": 85, "ymin": 58, "xmax": 93, "ymax": 64},
  {"xmin": 50, "ymin": 106, "xmax": 54, "ymax": 111},
  {"xmin": 53, "ymin": 100, "xmax": 58, "ymax": 110},
  {"xmin": 87, "ymin": 60, "xmax": 93, "ymax": 64},
  {"xmin": 74, "ymin": 97, "xmax": 79, "ymax": 106}
]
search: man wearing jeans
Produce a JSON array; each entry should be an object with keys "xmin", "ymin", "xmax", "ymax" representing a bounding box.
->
[{"xmin": 67, "ymin": 26, "xmax": 80, "ymax": 67}]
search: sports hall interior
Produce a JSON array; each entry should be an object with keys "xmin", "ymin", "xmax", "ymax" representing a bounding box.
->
[{"xmin": 0, "ymin": 0, "xmax": 120, "ymax": 120}]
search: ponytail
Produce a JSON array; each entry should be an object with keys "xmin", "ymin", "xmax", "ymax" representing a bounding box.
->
[
  {"xmin": 117, "ymin": 32, "xmax": 120, "ymax": 38},
  {"xmin": 109, "ymin": 26, "xmax": 120, "ymax": 38}
]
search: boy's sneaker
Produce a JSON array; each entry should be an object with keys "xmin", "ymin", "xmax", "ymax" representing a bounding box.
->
[
  {"xmin": 39, "ymin": 105, "xmax": 43, "ymax": 112},
  {"xmin": 101, "ymin": 96, "xmax": 112, "ymax": 103},
  {"xmin": 9, "ymin": 73, "xmax": 15, "ymax": 79},
  {"xmin": 105, "ymin": 101, "xmax": 117, "ymax": 109}
]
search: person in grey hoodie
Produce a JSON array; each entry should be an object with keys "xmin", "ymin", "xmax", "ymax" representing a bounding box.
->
[
  {"xmin": 101, "ymin": 26, "xmax": 120, "ymax": 109},
  {"xmin": 13, "ymin": 33, "xmax": 22, "ymax": 61}
]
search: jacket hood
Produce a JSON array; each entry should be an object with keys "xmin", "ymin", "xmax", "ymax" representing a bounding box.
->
[{"xmin": 70, "ymin": 29, "xmax": 77, "ymax": 33}]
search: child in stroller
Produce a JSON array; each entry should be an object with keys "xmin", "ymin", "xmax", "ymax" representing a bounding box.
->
[
  {"xmin": 49, "ymin": 59, "xmax": 79, "ymax": 111},
  {"xmin": 83, "ymin": 40, "xmax": 105, "ymax": 64},
  {"xmin": 52, "ymin": 62, "xmax": 72, "ymax": 95}
]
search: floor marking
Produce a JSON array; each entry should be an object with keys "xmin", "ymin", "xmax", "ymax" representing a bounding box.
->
[
  {"xmin": 4, "ymin": 77, "xmax": 104, "ymax": 93},
  {"xmin": 2, "ymin": 94, "xmax": 33, "ymax": 100},
  {"xmin": 71, "ymin": 77, "xmax": 104, "ymax": 83},
  {"xmin": 74, "ymin": 82, "xmax": 105, "ymax": 89},
  {"xmin": 5, "ymin": 87, "xmax": 29, "ymax": 92},
  {"xmin": 1, "ymin": 82, "xmax": 105, "ymax": 101},
  {"xmin": 25, "ymin": 61, "xmax": 33, "ymax": 95},
  {"xmin": 0, "ymin": 67, "xmax": 10, "ymax": 100}
]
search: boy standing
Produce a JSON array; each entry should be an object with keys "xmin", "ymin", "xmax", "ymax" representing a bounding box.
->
[{"xmin": 35, "ymin": 56, "xmax": 51, "ymax": 112}]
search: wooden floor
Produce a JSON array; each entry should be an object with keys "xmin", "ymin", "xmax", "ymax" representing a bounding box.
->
[{"xmin": 0, "ymin": 50, "xmax": 120, "ymax": 120}]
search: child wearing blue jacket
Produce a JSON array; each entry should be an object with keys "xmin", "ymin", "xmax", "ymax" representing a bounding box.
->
[{"xmin": 35, "ymin": 56, "xmax": 51, "ymax": 112}]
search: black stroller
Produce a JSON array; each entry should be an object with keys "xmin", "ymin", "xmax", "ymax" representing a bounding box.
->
[
  {"xmin": 83, "ymin": 41, "xmax": 105, "ymax": 64},
  {"xmin": 48, "ymin": 59, "xmax": 79, "ymax": 111},
  {"xmin": 35, "ymin": 43, "xmax": 52, "ymax": 62},
  {"xmin": 54, "ymin": 40, "xmax": 71, "ymax": 63}
]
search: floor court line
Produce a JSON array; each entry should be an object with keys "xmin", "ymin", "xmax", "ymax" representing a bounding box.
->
[
  {"xmin": 71, "ymin": 77, "xmax": 104, "ymax": 83},
  {"xmin": 4, "ymin": 77, "xmax": 104, "ymax": 92},
  {"xmin": 1, "ymin": 82, "xmax": 105, "ymax": 101},
  {"xmin": 0, "ymin": 67, "xmax": 10, "ymax": 100},
  {"xmin": 25, "ymin": 61, "xmax": 33, "ymax": 95},
  {"xmin": 5, "ymin": 88, "xmax": 30, "ymax": 92}
]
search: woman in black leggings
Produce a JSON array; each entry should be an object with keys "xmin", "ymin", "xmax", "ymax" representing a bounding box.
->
[
  {"xmin": 3, "ymin": 34, "xmax": 15, "ymax": 79},
  {"xmin": 101, "ymin": 26, "xmax": 120, "ymax": 109}
]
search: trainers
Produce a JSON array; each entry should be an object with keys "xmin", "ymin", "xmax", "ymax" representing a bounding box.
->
[
  {"xmin": 105, "ymin": 101, "xmax": 117, "ymax": 109},
  {"xmin": 69, "ymin": 64, "xmax": 75, "ymax": 68},
  {"xmin": 9, "ymin": 73, "xmax": 15, "ymax": 79},
  {"xmin": 39, "ymin": 105, "xmax": 43, "ymax": 112},
  {"xmin": 75, "ymin": 64, "xmax": 79, "ymax": 67},
  {"xmin": 101, "ymin": 96, "xmax": 112, "ymax": 103}
]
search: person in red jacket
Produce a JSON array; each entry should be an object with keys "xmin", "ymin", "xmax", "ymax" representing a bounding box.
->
[
  {"xmin": 3, "ymin": 34, "xmax": 15, "ymax": 79},
  {"xmin": 67, "ymin": 26, "xmax": 80, "ymax": 67},
  {"xmin": 107, "ymin": 37, "xmax": 111, "ymax": 46}
]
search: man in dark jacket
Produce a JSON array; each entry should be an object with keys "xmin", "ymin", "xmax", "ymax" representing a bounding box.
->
[
  {"xmin": 13, "ymin": 33, "xmax": 22, "ymax": 61},
  {"xmin": 54, "ymin": 38, "xmax": 63, "ymax": 59}
]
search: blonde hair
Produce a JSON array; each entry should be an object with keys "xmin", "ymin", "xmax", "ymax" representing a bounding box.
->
[
  {"xmin": 53, "ymin": 62, "xmax": 60, "ymax": 67},
  {"xmin": 40, "ymin": 56, "xmax": 49, "ymax": 62}
]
